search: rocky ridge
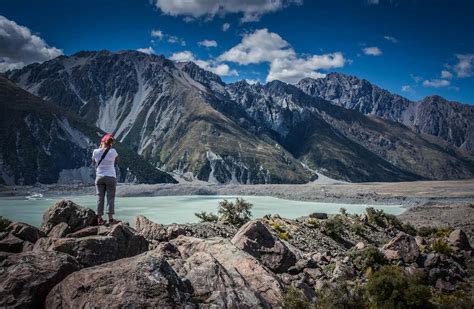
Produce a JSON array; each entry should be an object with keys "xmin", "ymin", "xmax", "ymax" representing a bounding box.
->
[{"xmin": 0, "ymin": 199, "xmax": 472, "ymax": 307}]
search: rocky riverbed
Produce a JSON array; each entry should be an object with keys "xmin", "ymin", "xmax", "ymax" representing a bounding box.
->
[{"xmin": 0, "ymin": 199, "xmax": 472, "ymax": 307}]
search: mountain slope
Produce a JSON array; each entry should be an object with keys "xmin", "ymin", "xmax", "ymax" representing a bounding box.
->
[
  {"xmin": 297, "ymin": 73, "xmax": 474, "ymax": 157},
  {"xmin": 0, "ymin": 76, "xmax": 177, "ymax": 185},
  {"xmin": 223, "ymin": 80, "xmax": 474, "ymax": 181},
  {"xmin": 6, "ymin": 51, "xmax": 313, "ymax": 184}
]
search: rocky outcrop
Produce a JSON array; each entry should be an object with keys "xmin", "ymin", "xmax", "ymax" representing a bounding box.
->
[
  {"xmin": 41, "ymin": 200, "xmax": 97, "ymax": 234},
  {"xmin": 45, "ymin": 251, "xmax": 193, "ymax": 308},
  {"xmin": 448, "ymin": 229, "xmax": 472, "ymax": 251},
  {"xmin": 171, "ymin": 236, "xmax": 284, "ymax": 307},
  {"xmin": 0, "ymin": 250, "xmax": 81, "ymax": 308},
  {"xmin": 0, "ymin": 222, "xmax": 45, "ymax": 253},
  {"xmin": 383, "ymin": 233, "xmax": 420, "ymax": 263},
  {"xmin": 35, "ymin": 223, "xmax": 148, "ymax": 266},
  {"xmin": 7, "ymin": 222, "xmax": 45, "ymax": 243},
  {"xmin": 231, "ymin": 220, "xmax": 297, "ymax": 273}
]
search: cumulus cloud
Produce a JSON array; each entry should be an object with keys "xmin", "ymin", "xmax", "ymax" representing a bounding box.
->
[
  {"xmin": 198, "ymin": 39, "xmax": 218, "ymax": 48},
  {"xmin": 362, "ymin": 46, "xmax": 382, "ymax": 56},
  {"xmin": 151, "ymin": 29, "xmax": 164, "ymax": 39},
  {"xmin": 218, "ymin": 28, "xmax": 345, "ymax": 83},
  {"xmin": 453, "ymin": 54, "xmax": 474, "ymax": 78},
  {"xmin": 422, "ymin": 79, "xmax": 450, "ymax": 88},
  {"xmin": 440, "ymin": 70, "xmax": 453, "ymax": 79},
  {"xmin": 0, "ymin": 15, "xmax": 63, "ymax": 72},
  {"xmin": 167, "ymin": 35, "xmax": 186, "ymax": 46},
  {"xmin": 170, "ymin": 50, "xmax": 238, "ymax": 76},
  {"xmin": 137, "ymin": 47, "xmax": 156, "ymax": 55},
  {"xmin": 154, "ymin": 0, "xmax": 302, "ymax": 22},
  {"xmin": 383, "ymin": 35, "xmax": 398, "ymax": 43},
  {"xmin": 222, "ymin": 23, "xmax": 231, "ymax": 31}
]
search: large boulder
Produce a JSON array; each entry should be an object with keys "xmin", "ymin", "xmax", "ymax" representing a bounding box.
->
[
  {"xmin": 231, "ymin": 220, "xmax": 297, "ymax": 273},
  {"xmin": 135, "ymin": 215, "xmax": 168, "ymax": 242},
  {"xmin": 34, "ymin": 223, "xmax": 148, "ymax": 266},
  {"xmin": 41, "ymin": 200, "xmax": 96, "ymax": 234},
  {"xmin": 0, "ymin": 234, "xmax": 29, "ymax": 253},
  {"xmin": 45, "ymin": 251, "xmax": 193, "ymax": 308},
  {"xmin": 383, "ymin": 233, "xmax": 420, "ymax": 263},
  {"xmin": 0, "ymin": 250, "xmax": 81, "ymax": 308},
  {"xmin": 8, "ymin": 222, "xmax": 45, "ymax": 243},
  {"xmin": 448, "ymin": 229, "xmax": 471, "ymax": 251},
  {"xmin": 171, "ymin": 236, "xmax": 284, "ymax": 307},
  {"xmin": 176, "ymin": 251, "xmax": 264, "ymax": 307}
]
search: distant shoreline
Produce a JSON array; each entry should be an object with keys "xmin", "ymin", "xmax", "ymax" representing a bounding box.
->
[{"xmin": 2, "ymin": 179, "xmax": 473, "ymax": 207}]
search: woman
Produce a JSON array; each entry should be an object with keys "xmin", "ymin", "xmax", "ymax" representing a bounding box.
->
[{"xmin": 92, "ymin": 133, "xmax": 119, "ymax": 225}]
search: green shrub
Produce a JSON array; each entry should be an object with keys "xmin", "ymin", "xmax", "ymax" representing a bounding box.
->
[
  {"xmin": 431, "ymin": 238, "xmax": 452, "ymax": 255},
  {"xmin": 194, "ymin": 211, "xmax": 218, "ymax": 223},
  {"xmin": 418, "ymin": 226, "xmax": 453, "ymax": 238},
  {"xmin": 307, "ymin": 218, "xmax": 319, "ymax": 228},
  {"xmin": 431, "ymin": 290, "xmax": 474, "ymax": 308},
  {"xmin": 315, "ymin": 280, "xmax": 366, "ymax": 309},
  {"xmin": 194, "ymin": 198, "xmax": 253, "ymax": 226},
  {"xmin": 283, "ymin": 286, "xmax": 310, "ymax": 309},
  {"xmin": 365, "ymin": 207, "xmax": 403, "ymax": 229},
  {"xmin": 349, "ymin": 245, "xmax": 387, "ymax": 271},
  {"xmin": 339, "ymin": 207, "xmax": 348, "ymax": 216},
  {"xmin": 350, "ymin": 223, "xmax": 365, "ymax": 236},
  {"xmin": 322, "ymin": 216, "xmax": 344, "ymax": 239},
  {"xmin": 271, "ymin": 223, "xmax": 290, "ymax": 240},
  {"xmin": 365, "ymin": 265, "xmax": 431, "ymax": 308},
  {"xmin": 0, "ymin": 216, "xmax": 12, "ymax": 232},
  {"xmin": 218, "ymin": 198, "xmax": 253, "ymax": 226},
  {"xmin": 401, "ymin": 222, "xmax": 417, "ymax": 236}
]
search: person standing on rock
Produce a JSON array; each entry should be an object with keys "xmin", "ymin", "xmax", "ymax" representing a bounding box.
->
[{"xmin": 92, "ymin": 133, "xmax": 120, "ymax": 225}]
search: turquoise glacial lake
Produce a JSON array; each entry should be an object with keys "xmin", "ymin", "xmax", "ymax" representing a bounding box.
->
[{"xmin": 0, "ymin": 195, "xmax": 406, "ymax": 227}]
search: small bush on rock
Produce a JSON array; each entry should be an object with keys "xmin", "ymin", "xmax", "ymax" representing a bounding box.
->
[
  {"xmin": 366, "ymin": 207, "xmax": 403, "ymax": 229},
  {"xmin": 283, "ymin": 286, "xmax": 310, "ymax": 309},
  {"xmin": 401, "ymin": 222, "xmax": 417, "ymax": 236},
  {"xmin": 365, "ymin": 265, "xmax": 431, "ymax": 308},
  {"xmin": 315, "ymin": 280, "xmax": 366, "ymax": 309},
  {"xmin": 350, "ymin": 223, "xmax": 365, "ymax": 236},
  {"xmin": 431, "ymin": 238, "xmax": 452, "ymax": 255},
  {"xmin": 271, "ymin": 223, "xmax": 290, "ymax": 240},
  {"xmin": 194, "ymin": 198, "xmax": 253, "ymax": 227},
  {"xmin": 322, "ymin": 216, "xmax": 344, "ymax": 239},
  {"xmin": 349, "ymin": 245, "xmax": 387, "ymax": 271},
  {"xmin": 418, "ymin": 226, "xmax": 453, "ymax": 238},
  {"xmin": 339, "ymin": 207, "xmax": 348, "ymax": 216},
  {"xmin": 194, "ymin": 211, "xmax": 218, "ymax": 223},
  {"xmin": 0, "ymin": 216, "xmax": 12, "ymax": 232}
]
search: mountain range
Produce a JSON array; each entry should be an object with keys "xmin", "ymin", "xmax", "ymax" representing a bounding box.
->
[{"xmin": 2, "ymin": 50, "xmax": 473, "ymax": 185}]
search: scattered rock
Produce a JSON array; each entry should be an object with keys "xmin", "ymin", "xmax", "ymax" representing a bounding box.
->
[
  {"xmin": 448, "ymin": 229, "xmax": 471, "ymax": 251},
  {"xmin": 383, "ymin": 233, "xmax": 420, "ymax": 263},
  {"xmin": 309, "ymin": 213, "xmax": 328, "ymax": 219},
  {"xmin": 65, "ymin": 226, "xmax": 100, "ymax": 238},
  {"xmin": 0, "ymin": 250, "xmax": 81, "ymax": 308},
  {"xmin": 35, "ymin": 223, "xmax": 148, "ymax": 266},
  {"xmin": 0, "ymin": 234, "xmax": 27, "ymax": 253},
  {"xmin": 47, "ymin": 222, "xmax": 70, "ymax": 238},
  {"xmin": 171, "ymin": 236, "xmax": 284, "ymax": 307},
  {"xmin": 45, "ymin": 251, "xmax": 193, "ymax": 308},
  {"xmin": 355, "ymin": 242, "xmax": 365, "ymax": 250},
  {"xmin": 135, "ymin": 215, "xmax": 167, "ymax": 241},
  {"xmin": 8, "ymin": 222, "xmax": 45, "ymax": 243},
  {"xmin": 231, "ymin": 220, "xmax": 297, "ymax": 273},
  {"xmin": 41, "ymin": 200, "xmax": 96, "ymax": 234}
]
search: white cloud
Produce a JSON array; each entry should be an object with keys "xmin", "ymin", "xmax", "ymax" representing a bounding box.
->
[
  {"xmin": 218, "ymin": 28, "xmax": 345, "ymax": 83},
  {"xmin": 401, "ymin": 85, "xmax": 411, "ymax": 92},
  {"xmin": 170, "ymin": 50, "xmax": 194, "ymax": 62},
  {"xmin": 137, "ymin": 47, "xmax": 156, "ymax": 55},
  {"xmin": 362, "ymin": 46, "xmax": 382, "ymax": 56},
  {"xmin": 170, "ymin": 50, "xmax": 238, "ymax": 76},
  {"xmin": 151, "ymin": 29, "xmax": 164, "ymax": 39},
  {"xmin": 198, "ymin": 39, "xmax": 218, "ymax": 48},
  {"xmin": 153, "ymin": 0, "xmax": 302, "ymax": 23},
  {"xmin": 0, "ymin": 15, "xmax": 63, "ymax": 72},
  {"xmin": 453, "ymin": 54, "xmax": 474, "ymax": 78},
  {"xmin": 410, "ymin": 73, "xmax": 423, "ymax": 83},
  {"xmin": 167, "ymin": 35, "xmax": 186, "ymax": 46},
  {"xmin": 422, "ymin": 79, "xmax": 450, "ymax": 88},
  {"xmin": 441, "ymin": 70, "xmax": 453, "ymax": 79},
  {"xmin": 384, "ymin": 35, "xmax": 398, "ymax": 43},
  {"xmin": 245, "ymin": 78, "xmax": 260, "ymax": 85},
  {"xmin": 222, "ymin": 23, "xmax": 231, "ymax": 31}
]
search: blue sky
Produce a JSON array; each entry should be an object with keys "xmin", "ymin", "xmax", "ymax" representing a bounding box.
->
[{"xmin": 1, "ymin": 0, "xmax": 473, "ymax": 104}]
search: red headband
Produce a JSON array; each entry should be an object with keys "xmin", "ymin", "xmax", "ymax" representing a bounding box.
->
[{"xmin": 101, "ymin": 133, "xmax": 114, "ymax": 143}]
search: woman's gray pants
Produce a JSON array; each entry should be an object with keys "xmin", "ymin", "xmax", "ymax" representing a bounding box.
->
[{"xmin": 95, "ymin": 176, "xmax": 116, "ymax": 215}]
